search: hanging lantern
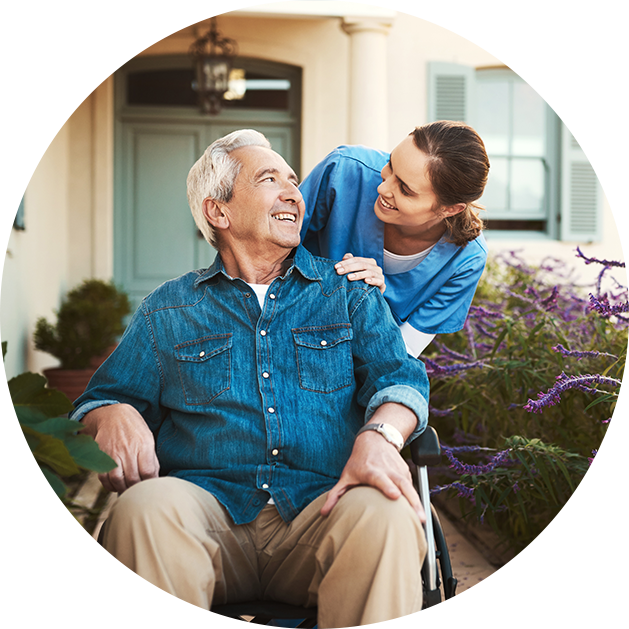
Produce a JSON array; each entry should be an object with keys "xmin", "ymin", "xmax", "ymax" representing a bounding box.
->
[{"xmin": 189, "ymin": 18, "xmax": 238, "ymax": 115}]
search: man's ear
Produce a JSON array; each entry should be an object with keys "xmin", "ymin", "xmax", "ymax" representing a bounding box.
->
[
  {"xmin": 203, "ymin": 198, "xmax": 230, "ymax": 230},
  {"xmin": 441, "ymin": 202, "xmax": 466, "ymax": 218}
]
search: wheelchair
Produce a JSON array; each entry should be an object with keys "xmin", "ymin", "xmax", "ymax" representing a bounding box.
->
[{"xmin": 85, "ymin": 426, "xmax": 459, "ymax": 629}]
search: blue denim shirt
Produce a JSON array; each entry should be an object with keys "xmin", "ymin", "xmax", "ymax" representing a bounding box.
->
[{"xmin": 71, "ymin": 246, "xmax": 429, "ymax": 524}]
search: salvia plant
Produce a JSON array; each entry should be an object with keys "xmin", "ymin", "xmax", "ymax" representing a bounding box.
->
[{"xmin": 424, "ymin": 247, "xmax": 627, "ymax": 553}]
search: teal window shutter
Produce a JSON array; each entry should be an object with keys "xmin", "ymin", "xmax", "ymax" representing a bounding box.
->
[
  {"xmin": 427, "ymin": 62, "xmax": 475, "ymax": 123},
  {"xmin": 560, "ymin": 125, "xmax": 602, "ymax": 242}
]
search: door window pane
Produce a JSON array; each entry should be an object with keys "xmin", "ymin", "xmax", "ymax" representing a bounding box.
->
[{"xmin": 127, "ymin": 67, "xmax": 290, "ymax": 110}]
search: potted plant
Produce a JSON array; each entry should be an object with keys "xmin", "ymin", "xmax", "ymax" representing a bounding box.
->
[{"xmin": 33, "ymin": 279, "xmax": 131, "ymax": 402}]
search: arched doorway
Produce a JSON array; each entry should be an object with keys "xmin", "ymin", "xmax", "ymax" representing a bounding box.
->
[{"xmin": 114, "ymin": 55, "xmax": 302, "ymax": 308}]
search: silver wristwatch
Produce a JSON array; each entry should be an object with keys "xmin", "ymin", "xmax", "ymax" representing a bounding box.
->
[{"xmin": 355, "ymin": 422, "xmax": 404, "ymax": 452}]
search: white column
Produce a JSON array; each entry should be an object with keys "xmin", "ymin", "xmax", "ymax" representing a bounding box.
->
[{"xmin": 342, "ymin": 17, "xmax": 393, "ymax": 150}]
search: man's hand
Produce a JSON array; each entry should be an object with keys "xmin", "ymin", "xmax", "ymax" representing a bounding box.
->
[
  {"xmin": 321, "ymin": 414, "xmax": 426, "ymax": 523},
  {"xmin": 335, "ymin": 253, "xmax": 386, "ymax": 294},
  {"xmin": 81, "ymin": 404, "xmax": 159, "ymax": 493}
]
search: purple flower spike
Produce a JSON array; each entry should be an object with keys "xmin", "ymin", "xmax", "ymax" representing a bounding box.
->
[
  {"xmin": 576, "ymin": 246, "xmax": 626, "ymax": 268},
  {"xmin": 589, "ymin": 450, "xmax": 629, "ymax": 483},
  {"xmin": 588, "ymin": 293, "xmax": 629, "ymax": 318},
  {"xmin": 443, "ymin": 447, "xmax": 511, "ymax": 475},
  {"xmin": 524, "ymin": 372, "xmax": 621, "ymax": 414},
  {"xmin": 430, "ymin": 482, "xmax": 476, "ymax": 503},
  {"xmin": 552, "ymin": 343, "xmax": 617, "ymax": 361}
]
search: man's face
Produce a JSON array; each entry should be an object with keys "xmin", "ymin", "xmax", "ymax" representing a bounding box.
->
[{"xmin": 219, "ymin": 145, "xmax": 304, "ymax": 252}]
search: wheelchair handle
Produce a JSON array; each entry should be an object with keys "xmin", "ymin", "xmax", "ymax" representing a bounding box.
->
[{"xmin": 410, "ymin": 426, "xmax": 442, "ymax": 467}]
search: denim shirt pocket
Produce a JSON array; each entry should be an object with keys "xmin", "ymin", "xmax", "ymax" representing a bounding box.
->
[
  {"xmin": 292, "ymin": 324, "xmax": 353, "ymax": 393},
  {"xmin": 174, "ymin": 334, "xmax": 232, "ymax": 405}
]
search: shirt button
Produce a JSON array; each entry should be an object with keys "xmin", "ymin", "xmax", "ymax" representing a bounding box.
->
[
  {"xmin": 260, "ymin": 330, "xmax": 267, "ymax": 336},
  {"xmin": 245, "ymin": 292, "xmax": 251, "ymax": 298},
  {"xmin": 269, "ymin": 294, "xmax": 276, "ymax": 299},
  {"xmin": 262, "ymin": 372, "xmax": 270, "ymax": 378},
  {"xmin": 253, "ymin": 498, "xmax": 261, "ymax": 506},
  {"xmin": 268, "ymin": 407, "xmax": 275, "ymax": 413},
  {"xmin": 199, "ymin": 351, "xmax": 205, "ymax": 357},
  {"xmin": 272, "ymin": 449, "xmax": 279, "ymax": 456},
  {"xmin": 262, "ymin": 483, "xmax": 269, "ymax": 489},
  {"xmin": 320, "ymin": 340, "xmax": 328, "ymax": 346}
]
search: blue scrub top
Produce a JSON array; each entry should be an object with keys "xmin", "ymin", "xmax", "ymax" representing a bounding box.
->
[{"xmin": 299, "ymin": 145, "xmax": 488, "ymax": 335}]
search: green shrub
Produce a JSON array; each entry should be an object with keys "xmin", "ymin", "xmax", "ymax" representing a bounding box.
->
[
  {"xmin": 34, "ymin": 279, "xmax": 130, "ymax": 369},
  {"xmin": 428, "ymin": 249, "xmax": 626, "ymax": 552}
]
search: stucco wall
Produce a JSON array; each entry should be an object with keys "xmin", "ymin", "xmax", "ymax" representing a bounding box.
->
[{"xmin": 1, "ymin": 126, "xmax": 71, "ymax": 377}]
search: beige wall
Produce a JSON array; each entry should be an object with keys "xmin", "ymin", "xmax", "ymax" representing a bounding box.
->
[{"xmin": 2, "ymin": 127, "xmax": 70, "ymax": 377}]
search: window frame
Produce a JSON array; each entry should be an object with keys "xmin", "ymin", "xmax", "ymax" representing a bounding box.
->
[{"xmin": 428, "ymin": 61, "xmax": 601, "ymax": 243}]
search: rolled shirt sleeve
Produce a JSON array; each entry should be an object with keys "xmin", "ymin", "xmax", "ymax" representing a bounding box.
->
[{"xmin": 364, "ymin": 384, "xmax": 429, "ymax": 444}]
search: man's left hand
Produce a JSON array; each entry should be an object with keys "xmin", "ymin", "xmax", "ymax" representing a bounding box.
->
[{"xmin": 320, "ymin": 429, "xmax": 426, "ymax": 523}]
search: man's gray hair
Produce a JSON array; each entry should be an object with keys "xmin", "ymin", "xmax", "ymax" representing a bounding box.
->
[{"xmin": 187, "ymin": 129, "xmax": 272, "ymax": 247}]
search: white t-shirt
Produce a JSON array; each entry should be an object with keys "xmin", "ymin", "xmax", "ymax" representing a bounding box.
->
[{"xmin": 383, "ymin": 247, "xmax": 436, "ymax": 356}]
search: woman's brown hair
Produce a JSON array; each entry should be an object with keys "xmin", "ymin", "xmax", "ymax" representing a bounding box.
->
[{"xmin": 411, "ymin": 121, "xmax": 490, "ymax": 247}]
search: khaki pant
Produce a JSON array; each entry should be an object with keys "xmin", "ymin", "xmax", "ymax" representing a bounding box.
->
[{"xmin": 102, "ymin": 477, "xmax": 426, "ymax": 628}]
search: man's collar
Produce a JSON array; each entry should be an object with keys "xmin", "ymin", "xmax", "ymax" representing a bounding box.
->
[{"xmin": 194, "ymin": 245, "xmax": 321, "ymax": 287}]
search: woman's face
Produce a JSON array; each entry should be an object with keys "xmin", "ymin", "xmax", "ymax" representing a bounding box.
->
[{"xmin": 374, "ymin": 136, "xmax": 444, "ymax": 232}]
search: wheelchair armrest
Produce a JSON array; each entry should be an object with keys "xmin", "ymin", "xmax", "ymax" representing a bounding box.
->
[{"xmin": 410, "ymin": 426, "xmax": 441, "ymax": 467}]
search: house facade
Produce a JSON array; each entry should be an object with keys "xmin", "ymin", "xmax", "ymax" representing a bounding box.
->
[{"xmin": 1, "ymin": 1, "xmax": 623, "ymax": 378}]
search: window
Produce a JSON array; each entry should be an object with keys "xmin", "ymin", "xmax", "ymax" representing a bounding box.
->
[
  {"xmin": 428, "ymin": 62, "xmax": 602, "ymax": 241},
  {"xmin": 0, "ymin": 0, "xmax": 25, "ymax": 229},
  {"xmin": 475, "ymin": 69, "xmax": 554, "ymax": 234}
]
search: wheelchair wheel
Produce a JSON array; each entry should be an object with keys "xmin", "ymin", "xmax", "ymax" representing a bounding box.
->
[{"xmin": 422, "ymin": 504, "xmax": 458, "ymax": 608}]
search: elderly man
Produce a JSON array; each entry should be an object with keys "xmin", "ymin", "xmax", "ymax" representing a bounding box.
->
[{"xmin": 72, "ymin": 129, "xmax": 429, "ymax": 628}]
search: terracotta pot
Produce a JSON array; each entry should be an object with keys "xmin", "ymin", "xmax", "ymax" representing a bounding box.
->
[{"xmin": 43, "ymin": 367, "xmax": 96, "ymax": 404}]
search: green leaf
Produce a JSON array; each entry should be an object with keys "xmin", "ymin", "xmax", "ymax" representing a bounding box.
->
[
  {"xmin": 23, "ymin": 426, "xmax": 82, "ymax": 477},
  {"xmin": 0, "ymin": 417, "xmax": 40, "ymax": 461},
  {"xmin": 0, "ymin": 461, "xmax": 67, "ymax": 541},
  {"xmin": 0, "ymin": 542, "xmax": 53, "ymax": 599},
  {"xmin": 22, "ymin": 417, "xmax": 116, "ymax": 474},
  {"xmin": 65, "ymin": 434, "xmax": 117, "ymax": 473},
  {"xmin": 9, "ymin": 372, "xmax": 74, "ymax": 417}
]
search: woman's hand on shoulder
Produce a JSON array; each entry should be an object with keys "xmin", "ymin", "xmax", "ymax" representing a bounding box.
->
[{"xmin": 335, "ymin": 253, "xmax": 386, "ymax": 294}]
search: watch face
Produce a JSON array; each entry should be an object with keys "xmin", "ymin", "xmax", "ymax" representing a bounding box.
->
[{"xmin": 379, "ymin": 424, "xmax": 403, "ymax": 449}]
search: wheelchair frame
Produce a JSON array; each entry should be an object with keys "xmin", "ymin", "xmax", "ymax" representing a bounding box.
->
[{"xmin": 85, "ymin": 426, "xmax": 459, "ymax": 629}]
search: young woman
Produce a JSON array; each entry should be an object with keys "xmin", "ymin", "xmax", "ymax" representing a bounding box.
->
[{"xmin": 299, "ymin": 120, "xmax": 490, "ymax": 356}]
